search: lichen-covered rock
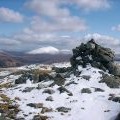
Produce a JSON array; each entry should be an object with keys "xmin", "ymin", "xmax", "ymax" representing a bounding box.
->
[{"xmin": 100, "ymin": 74, "xmax": 120, "ymax": 88}]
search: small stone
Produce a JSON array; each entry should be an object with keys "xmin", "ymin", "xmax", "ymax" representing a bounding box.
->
[
  {"xmin": 56, "ymin": 107, "xmax": 71, "ymax": 113},
  {"xmin": 14, "ymin": 97, "xmax": 21, "ymax": 101},
  {"xmin": 81, "ymin": 75, "xmax": 91, "ymax": 80},
  {"xmin": 15, "ymin": 118, "xmax": 25, "ymax": 120},
  {"xmin": 36, "ymin": 84, "xmax": 47, "ymax": 89},
  {"xmin": 41, "ymin": 107, "xmax": 53, "ymax": 114},
  {"xmin": 65, "ymin": 81, "xmax": 78, "ymax": 86},
  {"xmin": 46, "ymin": 96, "xmax": 53, "ymax": 101},
  {"xmin": 27, "ymin": 103, "xmax": 43, "ymax": 108},
  {"xmin": 22, "ymin": 87, "xmax": 34, "ymax": 92},
  {"xmin": 43, "ymin": 89, "xmax": 55, "ymax": 94},
  {"xmin": 108, "ymin": 96, "xmax": 120, "ymax": 103},
  {"xmin": 104, "ymin": 110, "xmax": 110, "ymax": 112},
  {"xmin": 94, "ymin": 88, "xmax": 104, "ymax": 92},
  {"xmin": 32, "ymin": 115, "xmax": 48, "ymax": 120},
  {"xmin": 81, "ymin": 88, "xmax": 91, "ymax": 94},
  {"xmin": 58, "ymin": 86, "xmax": 73, "ymax": 96}
]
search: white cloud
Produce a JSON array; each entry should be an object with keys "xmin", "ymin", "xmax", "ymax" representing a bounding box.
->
[
  {"xmin": 25, "ymin": 0, "xmax": 87, "ymax": 32},
  {"xmin": 112, "ymin": 24, "xmax": 120, "ymax": 32},
  {"xmin": 29, "ymin": 16, "xmax": 87, "ymax": 32},
  {"xmin": 0, "ymin": 33, "xmax": 120, "ymax": 55},
  {"xmin": 13, "ymin": 32, "xmax": 58, "ymax": 43},
  {"xmin": 0, "ymin": 7, "xmax": 23, "ymax": 23},
  {"xmin": 0, "ymin": 37, "xmax": 21, "ymax": 45},
  {"xmin": 69, "ymin": 0, "xmax": 110, "ymax": 11},
  {"xmin": 0, "ymin": 0, "xmax": 114, "ymax": 52},
  {"xmin": 25, "ymin": 0, "xmax": 69, "ymax": 17},
  {"xmin": 26, "ymin": 0, "xmax": 110, "ymax": 15},
  {"xmin": 83, "ymin": 33, "xmax": 120, "ymax": 54}
]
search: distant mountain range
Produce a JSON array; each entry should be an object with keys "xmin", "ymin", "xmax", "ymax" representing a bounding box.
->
[
  {"xmin": 27, "ymin": 46, "xmax": 71, "ymax": 55},
  {"xmin": 0, "ymin": 45, "xmax": 119, "ymax": 68},
  {"xmin": 0, "ymin": 50, "xmax": 72, "ymax": 68}
]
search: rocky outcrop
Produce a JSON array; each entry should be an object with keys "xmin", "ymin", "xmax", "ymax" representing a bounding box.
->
[{"xmin": 70, "ymin": 39, "xmax": 120, "ymax": 76}]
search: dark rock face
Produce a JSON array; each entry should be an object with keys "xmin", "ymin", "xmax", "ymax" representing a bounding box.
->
[{"xmin": 70, "ymin": 39, "xmax": 120, "ymax": 76}]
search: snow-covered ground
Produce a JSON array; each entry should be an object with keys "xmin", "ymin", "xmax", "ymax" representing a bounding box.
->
[{"xmin": 0, "ymin": 63, "xmax": 120, "ymax": 120}]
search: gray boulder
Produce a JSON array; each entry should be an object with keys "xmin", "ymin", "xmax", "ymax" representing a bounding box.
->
[{"xmin": 100, "ymin": 74, "xmax": 120, "ymax": 88}]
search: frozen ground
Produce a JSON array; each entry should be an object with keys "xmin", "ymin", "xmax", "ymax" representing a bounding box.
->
[{"xmin": 0, "ymin": 63, "xmax": 120, "ymax": 120}]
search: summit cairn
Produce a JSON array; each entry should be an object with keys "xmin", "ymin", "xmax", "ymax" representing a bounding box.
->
[{"xmin": 70, "ymin": 39, "xmax": 120, "ymax": 76}]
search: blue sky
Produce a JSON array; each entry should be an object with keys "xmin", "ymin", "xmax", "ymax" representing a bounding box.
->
[{"xmin": 0, "ymin": 0, "xmax": 120, "ymax": 53}]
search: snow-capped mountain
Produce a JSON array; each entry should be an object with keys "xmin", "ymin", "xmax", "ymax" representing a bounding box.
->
[
  {"xmin": 28, "ymin": 46, "xmax": 60, "ymax": 54},
  {"xmin": 27, "ymin": 46, "xmax": 71, "ymax": 55}
]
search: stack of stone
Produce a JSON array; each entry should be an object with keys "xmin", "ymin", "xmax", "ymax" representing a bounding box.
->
[{"xmin": 70, "ymin": 39, "xmax": 120, "ymax": 76}]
